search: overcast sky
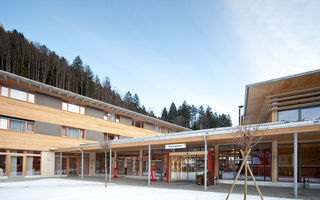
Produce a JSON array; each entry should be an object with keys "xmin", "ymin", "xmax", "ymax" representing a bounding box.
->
[{"xmin": 1, "ymin": 0, "xmax": 320, "ymax": 125}]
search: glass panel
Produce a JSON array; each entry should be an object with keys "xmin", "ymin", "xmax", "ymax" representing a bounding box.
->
[
  {"xmin": 68, "ymin": 127, "xmax": 79, "ymax": 138},
  {"xmin": 0, "ymin": 155, "xmax": 6, "ymax": 176},
  {"xmin": 27, "ymin": 121, "xmax": 34, "ymax": 132},
  {"xmin": 164, "ymin": 128, "xmax": 169, "ymax": 134},
  {"xmin": 135, "ymin": 120, "xmax": 141, "ymax": 128},
  {"xmin": 11, "ymin": 87, "xmax": 27, "ymax": 101},
  {"xmin": 80, "ymin": 129, "xmax": 84, "ymax": 139},
  {"xmin": 10, "ymin": 118, "xmax": 26, "ymax": 132},
  {"xmin": 155, "ymin": 126, "xmax": 161, "ymax": 132},
  {"xmin": 301, "ymin": 106, "xmax": 320, "ymax": 121},
  {"xmin": 62, "ymin": 127, "xmax": 67, "ymax": 136},
  {"xmin": 1, "ymin": 85, "xmax": 8, "ymax": 97},
  {"xmin": 251, "ymin": 143, "xmax": 272, "ymax": 181},
  {"xmin": 103, "ymin": 113, "xmax": 107, "ymax": 120},
  {"xmin": 69, "ymin": 157, "xmax": 78, "ymax": 175},
  {"xmin": 28, "ymin": 92, "xmax": 35, "ymax": 103},
  {"xmin": 278, "ymin": 144, "xmax": 293, "ymax": 182},
  {"xmin": 80, "ymin": 106, "xmax": 85, "ymax": 115},
  {"xmin": 95, "ymin": 153, "xmax": 106, "ymax": 174},
  {"xmin": 68, "ymin": 103, "xmax": 79, "ymax": 113},
  {"xmin": 62, "ymin": 102, "xmax": 68, "ymax": 111},
  {"xmin": 300, "ymin": 143, "xmax": 320, "ymax": 183},
  {"xmin": 116, "ymin": 115, "xmax": 120, "ymax": 123},
  {"xmin": 108, "ymin": 113, "xmax": 115, "ymax": 122},
  {"xmin": 26, "ymin": 156, "xmax": 40, "ymax": 175},
  {"xmin": 278, "ymin": 109, "xmax": 299, "ymax": 122},
  {"xmin": 0, "ymin": 118, "xmax": 8, "ymax": 129},
  {"xmin": 219, "ymin": 145, "xmax": 235, "ymax": 179},
  {"xmin": 10, "ymin": 156, "xmax": 23, "ymax": 176}
]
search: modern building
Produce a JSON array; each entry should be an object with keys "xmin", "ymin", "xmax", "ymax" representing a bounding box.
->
[{"xmin": 0, "ymin": 69, "xmax": 319, "ymax": 190}]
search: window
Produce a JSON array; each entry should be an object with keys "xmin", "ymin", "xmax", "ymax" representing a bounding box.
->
[
  {"xmin": 164, "ymin": 128, "xmax": 169, "ymax": 134},
  {"xmin": 278, "ymin": 106, "xmax": 320, "ymax": 122},
  {"xmin": 135, "ymin": 120, "xmax": 141, "ymax": 128},
  {"xmin": 108, "ymin": 112, "xmax": 115, "ymax": 122},
  {"xmin": 62, "ymin": 101, "xmax": 85, "ymax": 115},
  {"xmin": 1, "ymin": 85, "xmax": 8, "ymax": 97},
  {"xmin": 61, "ymin": 126, "xmax": 85, "ymax": 139},
  {"xmin": 0, "ymin": 84, "xmax": 35, "ymax": 103},
  {"xmin": 0, "ymin": 118, "xmax": 8, "ymax": 129},
  {"xmin": 301, "ymin": 106, "xmax": 320, "ymax": 121},
  {"xmin": 26, "ymin": 121, "xmax": 34, "ymax": 132},
  {"xmin": 9, "ymin": 118, "xmax": 26, "ymax": 132},
  {"xmin": 278, "ymin": 109, "xmax": 299, "ymax": 122},
  {"xmin": 155, "ymin": 125, "xmax": 161, "ymax": 132},
  {"xmin": 116, "ymin": 115, "xmax": 120, "ymax": 123}
]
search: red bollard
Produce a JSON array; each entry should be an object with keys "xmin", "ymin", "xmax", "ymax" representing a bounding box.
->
[
  {"xmin": 114, "ymin": 167, "xmax": 118, "ymax": 178},
  {"xmin": 151, "ymin": 168, "xmax": 157, "ymax": 181}
]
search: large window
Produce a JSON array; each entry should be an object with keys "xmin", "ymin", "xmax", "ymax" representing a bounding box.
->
[
  {"xmin": 62, "ymin": 101, "xmax": 85, "ymax": 115},
  {"xmin": 0, "ymin": 116, "xmax": 34, "ymax": 133},
  {"xmin": 26, "ymin": 156, "xmax": 40, "ymax": 176},
  {"xmin": 61, "ymin": 126, "xmax": 85, "ymax": 139},
  {"xmin": 278, "ymin": 105, "xmax": 320, "ymax": 122},
  {"xmin": 279, "ymin": 143, "xmax": 320, "ymax": 183},
  {"xmin": 0, "ymin": 84, "xmax": 35, "ymax": 103},
  {"xmin": 219, "ymin": 143, "xmax": 271, "ymax": 181}
]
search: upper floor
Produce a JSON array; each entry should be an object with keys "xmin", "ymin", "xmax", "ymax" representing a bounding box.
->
[
  {"xmin": 0, "ymin": 70, "xmax": 190, "ymax": 139},
  {"xmin": 244, "ymin": 69, "xmax": 320, "ymax": 125}
]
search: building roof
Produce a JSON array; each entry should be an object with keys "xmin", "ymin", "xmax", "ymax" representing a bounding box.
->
[
  {"xmin": 244, "ymin": 69, "xmax": 320, "ymax": 124},
  {"xmin": 0, "ymin": 70, "xmax": 191, "ymax": 132}
]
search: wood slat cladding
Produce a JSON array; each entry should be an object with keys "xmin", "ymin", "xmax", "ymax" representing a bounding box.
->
[
  {"xmin": 0, "ymin": 129, "xmax": 96, "ymax": 151},
  {"xmin": 245, "ymin": 70, "xmax": 320, "ymax": 124},
  {"xmin": 257, "ymin": 86, "xmax": 320, "ymax": 123},
  {"xmin": 0, "ymin": 96, "xmax": 160, "ymax": 137}
]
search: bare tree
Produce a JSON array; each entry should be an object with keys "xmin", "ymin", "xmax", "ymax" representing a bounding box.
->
[{"xmin": 226, "ymin": 125, "xmax": 265, "ymax": 200}]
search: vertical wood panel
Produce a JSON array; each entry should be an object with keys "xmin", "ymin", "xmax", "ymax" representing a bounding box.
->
[
  {"xmin": 214, "ymin": 145, "xmax": 219, "ymax": 179},
  {"xmin": 272, "ymin": 140, "xmax": 278, "ymax": 183}
]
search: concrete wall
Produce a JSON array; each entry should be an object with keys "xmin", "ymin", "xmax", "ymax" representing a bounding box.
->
[
  {"xmin": 41, "ymin": 152, "xmax": 55, "ymax": 177},
  {"xmin": 36, "ymin": 92, "xmax": 61, "ymax": 109},
  {"xmin": 86, "ymin": 130, "xmax": 104, "ymax": 141},
  {"xmin": 121, "ymin": 116, "xmax": 132, "ymax": 126},
  {"xmin": 145, "ymin": 122, "xmax": 154, "ymax": 131},
  {"xmin": 86, "ymin": 106, "xmax": 105, "ymax": 119},
  {"xmin": 89, "ymin": 152, "xmax": 96, "ymax": 176},
  {"xmin": 35, "ymin": 121, "xmax": 60, "ymax": 136}
]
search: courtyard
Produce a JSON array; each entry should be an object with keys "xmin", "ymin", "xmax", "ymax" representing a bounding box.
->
[{"xmin": 1, "ymin": 177, "xmax": 319, "ymax": 200}]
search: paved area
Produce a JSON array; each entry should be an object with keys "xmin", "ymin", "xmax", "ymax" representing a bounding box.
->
[{"xmin": 1, "ymin": 176, "xmax": 319, "ymax": 199}]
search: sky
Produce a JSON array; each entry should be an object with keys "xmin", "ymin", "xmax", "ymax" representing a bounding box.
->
[{"xmin": 1, "ymin": 0, "xmax": 320, "ymax": 125}]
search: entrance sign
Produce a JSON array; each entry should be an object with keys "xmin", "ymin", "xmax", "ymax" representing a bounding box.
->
[{"xmin": 165, "ymin": 143, "xmax": 186, "ymax": 149}]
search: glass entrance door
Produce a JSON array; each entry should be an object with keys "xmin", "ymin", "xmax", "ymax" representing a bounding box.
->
[{"xmin": 170, "ymin": 154, "xmax": 205, "ymax": 183}]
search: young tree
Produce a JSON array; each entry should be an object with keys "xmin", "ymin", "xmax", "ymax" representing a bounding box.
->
[{"xmin": 226, "ymin": 125, "xmax": 265, "ymax": 200}]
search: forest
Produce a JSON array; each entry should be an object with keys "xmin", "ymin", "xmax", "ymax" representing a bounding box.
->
[{"xmin": 0, "ymin": 25, "xmax": 232, "ymax": 130}]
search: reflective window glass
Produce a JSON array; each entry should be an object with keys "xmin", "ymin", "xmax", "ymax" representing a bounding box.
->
[
  {"xmin": 108, "ymin": 113, "xmax": 115, "ymax": 122},
  {"xmin": 28, "ymin": 92, "xmax": 35, "ymax": 103},
  {"xmin": 10, "ymin": 118, "xmax": 26, "ymax": 132},
  {"xmin": 301, "ymin": 106, "xmax": 320, "ymax": 121},
  {"xmin": 278, "ymin": 109, "xmax": 299, "ymax": 122},
  {"xmin": 68, "ymin": 103, "xmax": 79, "ymax": 113},
  {"xmin": 1, "ymin": 85, "xmax": 8, "ymax": 97},
  {"xmin": 68, "ymin": 127, "xmax": 79, "ymax": 138},
  {"xmin": 0, "ymin": 118, "xmax": 8, "ymax": 129},
  {"xmin": 62, "ymin": 102, "xmax": 68, "ymax": 111},
  {"xmin": 11, "ymin": 87, "xmax": 27, "ymax": 101}
]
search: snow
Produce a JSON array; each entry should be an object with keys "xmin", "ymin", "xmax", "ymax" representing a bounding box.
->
[{"xmin": 0, "ymin": 178, "xmax": 296, "ymax": 200}]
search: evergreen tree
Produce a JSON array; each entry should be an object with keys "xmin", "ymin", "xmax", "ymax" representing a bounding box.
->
[
  {"xmin": 168, "ymin": 102, "xmax": 178, "ymax": 123},
  {"xmin": 161, "ymin": 108, "xmax": 168, "ymax": 121}
]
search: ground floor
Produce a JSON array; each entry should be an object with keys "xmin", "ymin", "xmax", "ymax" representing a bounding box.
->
[
  {"xmin": 1, "ymin": 141, "xmax": 320, "ymax": 186},
  {"xmin": 0, "ymin": 177, "xmax": 319, "ymax": 200}
]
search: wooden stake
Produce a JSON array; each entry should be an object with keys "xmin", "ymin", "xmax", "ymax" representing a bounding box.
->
[{"xmin": 226, "ymin": 149, "xmax": 251, "ymax": 200}]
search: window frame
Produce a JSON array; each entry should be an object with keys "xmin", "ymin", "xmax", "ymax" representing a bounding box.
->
[
  {"xmin": 0, "ymin": 82, "xmax": 36, "ymax": 103},
  {"xmin": 61, "ymin": 126, "xmax": 86, "ymax": 139},
  {"xmin": 61, "ymin": 100, "xmax": 86, "ymax": 115},
  {"xmin": 0, "ymin": 116, "xmax": 35, "ymax": 133}
]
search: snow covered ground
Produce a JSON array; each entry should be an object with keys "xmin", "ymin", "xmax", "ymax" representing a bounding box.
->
[{"xmin": 0, "ymin": 178, "xmax": 296, "ymax": 200}]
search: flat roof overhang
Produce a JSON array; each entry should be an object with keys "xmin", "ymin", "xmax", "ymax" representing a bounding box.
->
[
  {"xmin": 244, "ymin": 69, "xmax": 320, "ymax": 125},
  {"xmin": 50, "ymin": 120, "xmax": 320, "ymax": 152}
]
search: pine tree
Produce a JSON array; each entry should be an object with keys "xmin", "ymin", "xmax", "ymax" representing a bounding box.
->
[
  {"xmin": 168, "ymin": 103, "xmax": 178, "ymax": 123},
  {"xmin": 161, "ymin": 108, "xmax": 168, "ymax": 121}
]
